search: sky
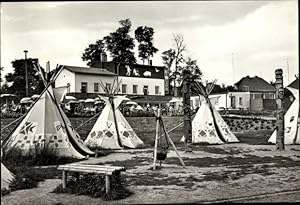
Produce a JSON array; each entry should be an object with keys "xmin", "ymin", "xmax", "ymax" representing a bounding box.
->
[{"xmin": 0, "ymin": 0, "xmax": 298, "ymax": 86}]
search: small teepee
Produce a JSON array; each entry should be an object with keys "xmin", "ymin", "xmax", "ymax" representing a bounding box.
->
[
  {"xmin": 3, "ymin": 64, "xmax": 94, "ymax": 159},
  {"xmin": 268, "ymin": 78, "xmax": 300, "ymax": 144},
  {"xmin": 1, "ymin": 163, "xmax": 15, "ymax": 190},
  {"xmin": 182, "ymin": 81, "xmax": 239, "ymax": 144},
  {"xmin": 84, "ymin": 79, "xmax": 144, "ymax": 149}
]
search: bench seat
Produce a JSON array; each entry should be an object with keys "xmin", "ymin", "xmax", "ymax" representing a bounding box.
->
[{"xmin": 57, "ymin": 163, "xmax": 126, "ymax": 194}]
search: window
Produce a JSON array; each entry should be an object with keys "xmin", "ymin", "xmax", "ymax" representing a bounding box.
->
[
  {"xmin": 251, "ymin": 93, "xmax": 262, "ymax": 99},
  {"xmin": 143, "ymin": 85, "xmax": 148, "ymax": 95},
  {"xmin": 133, "ymin": 85, "xmax": 138, "ymax": 94},
  {"xmin": 94, "ymin": 83, "xmax": 99, "ymax": 92},
  {"xmin": 155, "ymin": 86, "xmax": 160, "ymax": 95},
  {"xmin": 122, "ymin": 84, "xmax": 127, "ymax": 94},
  {"xmin": 81, "ymin": 82, "xmax": 87, "ymax": 93},
  {"xmin": 106, "ymin": 83, "xmax": 111, "ymax": 92},
  {"xmin": 239, "ymin": 97, "xmax": 243, "ymax": 105},
  {"xmin": 263, "ymin": 93, "xmax": 275, "ymax": 99}
]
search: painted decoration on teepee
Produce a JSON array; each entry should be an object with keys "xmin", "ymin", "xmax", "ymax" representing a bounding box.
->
[{"xmin": 13, "ymin": 121, "xmax": 37, "ymax": 149}]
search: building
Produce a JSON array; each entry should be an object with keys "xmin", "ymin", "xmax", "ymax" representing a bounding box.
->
[
  {"xmin": 234, "ymin": 75, "xmax": 276, "ymax": 111},
  {"xmin": 54, "ymin": 65, "xmax": 117, "ymax": 99},
  {"xmin": 101, "ymin": 61, "xmax": 166, "ymax": 96},
  {"xmin": 54, "ymin": 60, "xmax": 166, "ymax": 102},
  {"xmin": 168, "ymin": 75, "xmax": 276, "ymax": 112}
]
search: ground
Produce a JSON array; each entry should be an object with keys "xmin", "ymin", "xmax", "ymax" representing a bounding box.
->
[
  {"xmin": 1, "ymin": 116, "xmax": 300, "ymax": 204},
  {"xmin": 2, "ymin": 144, "xmax": 300, "ymax": 204}
]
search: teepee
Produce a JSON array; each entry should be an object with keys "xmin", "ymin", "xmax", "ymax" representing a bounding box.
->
[
  {"xmin": 84, "ymin": 79, "xmax": 144, "ymax": 149},
  {"xmin": 268, "ymin": 78, "xmax": 300, "ymax": 144},
  {"xmin": 182, "ymin": 81, "xmax": 239, "ymax": 144},
  {"xmin": 3, "ymin": 64, "xmax": 94, "ymax": 159},
  {"xmin": 1, "ymin": 163, "xmax": 15, "ymax": 190}
]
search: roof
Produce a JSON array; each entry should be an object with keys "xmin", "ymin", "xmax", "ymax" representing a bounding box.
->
[
  {"xmin": 234, "ymin": 76, "xmax": 276, "ymax": 92},
  {"xmin": 287, "ymin": 78, "xmax": 299, "ymax": 89},
  {"xmin": 62, "ymin": 65, "xmax": 117, "ymax": 76}
]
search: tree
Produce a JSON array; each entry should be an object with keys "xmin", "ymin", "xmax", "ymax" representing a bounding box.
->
[
  {"xmin": 182, "ymin": 57, "xmax": 202, "ymax": 95},
  {"xmin": 0, "ymin": 67, "xmax": 3, "ymax": 83},
  {"xmin": 82, "ymin": 39, "xmax": 106, "ymax": 67},
  {"xmin": 161, "ymin": 49, "xmax": 176, "ymax": 95},
  {"xmin": 161, "ymin": 34, "xmax": 186, "ymax": 96},
  {"xmin": 104, "ymin": 19, "xmax": 136, "ymax": 64},
  {"xmin": 4, "ymin": 58, "xmax": 45, "ymax": 97},
  {"xmin": 134, "ymin": 26, "xmax": 158, "ymax": 64}
]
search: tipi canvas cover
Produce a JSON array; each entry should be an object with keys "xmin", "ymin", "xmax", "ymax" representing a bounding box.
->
[
  {"xmin": 1, "ymin": 163, "xmax": 15, "ymax": 190},
  {"xmin": 4, "ymin": 86, "xmax": 94, "ymax": 159},
  {"xmin": 268, "ymin": 79, "xmax": 300, "ymax": 144},
  {"xmin": 190, "ymin": 100, "xmax": 239, "ymax": 144},
  {"xmin": 85, "ymin": 95, "xmax": 144, "ymax": 149},
  {"xmin": 182, "ymin": 81, "xmax": 239, "ymax": 144}
]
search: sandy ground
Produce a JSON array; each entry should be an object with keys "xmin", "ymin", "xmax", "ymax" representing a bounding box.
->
[{"xmin": 2, "ymin": 144, "xmax": 300, "ymax": 204}]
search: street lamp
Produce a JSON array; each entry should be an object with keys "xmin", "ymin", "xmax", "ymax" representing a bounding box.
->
[{"xmin": 24, "ymin": 50, "xmax": 28, "ymax": 97}]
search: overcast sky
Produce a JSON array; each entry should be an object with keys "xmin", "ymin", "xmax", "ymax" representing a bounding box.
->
[{"xmin": 1, "ymin": 0, "xmax": 298, "ymax": 86}]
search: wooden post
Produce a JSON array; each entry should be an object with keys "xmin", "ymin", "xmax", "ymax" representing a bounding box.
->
[
  {"xmin": 110, "ymin": 97, "xmax": 123, "ymax": 149},
  {"xmin": 182, "ymin": 69, "xmax": 193, "ymax": 152},
  {"xmin": 153, "ymin": 108, "xmax": 161, "ymax": 170},
  {"xmin": 161, "ymin": 122, "xmax": 186, "ymax": 168},
  {"xmin": 275, "ymin": 69, "xmax": 285, "ymax": 150},
  {"xmin": 62, "ymin": 171, "xmax": 67, "ymax": 189},
  {"xmin": 105, "ymin": 175, "xmax": 111, "ymax": 194}
]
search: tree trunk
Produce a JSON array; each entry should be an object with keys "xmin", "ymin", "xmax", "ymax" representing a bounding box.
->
[{"xmin": 275, "ymin": 69, "xmax": 285, "ymax": 150}]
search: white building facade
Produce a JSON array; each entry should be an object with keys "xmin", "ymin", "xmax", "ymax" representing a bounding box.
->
[
  {"xmin": 54, "ymin": 63, "xmax": 165, "ymax": 98},
  {"xmin": 54, "ymin": 65, "xmax": 117, "ymax": 95}
]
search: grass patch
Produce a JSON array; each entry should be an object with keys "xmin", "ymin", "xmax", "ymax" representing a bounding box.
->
[{"xmin": 52, "ymin": 174, "xmax": 133, "ymax": 201}]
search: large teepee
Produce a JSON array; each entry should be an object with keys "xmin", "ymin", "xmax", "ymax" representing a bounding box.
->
[
  {"xmin": 3, "ymin": 64, "xmax": 94, "ymax": 159},
  {"xmin": 182, "ymin": 81, "xmax": 239, "ymax": 144},
  {"xmin": 1, "ymin": 163, "xmax": 15, "ymax": 190},
  {"xmin": 268, "ymin": 78, "xmax": 300, "ymax": 144},
  {"xmin": 84, "ymin": 80, "xmax": 144, "ymax": 149}
]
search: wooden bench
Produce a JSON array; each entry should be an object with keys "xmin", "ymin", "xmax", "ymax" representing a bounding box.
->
[{"xmin": 57, "ymin": 163, "xmax": 126, "ymax": 194}]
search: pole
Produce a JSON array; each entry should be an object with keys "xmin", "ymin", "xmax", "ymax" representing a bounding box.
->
[
  {"xmin": 24, "ymin": 50, "xmax": 28, "ymax": 96},
  {"xmin": 182, "ymin": 69, "xmax": 192, "ymax": 152},
  {"xmin": 275, "ymin": 69, "xmax": 285, "ymax": 150},
  {"xmin": 161, "ymin": 120, "xmax": 185, "ymax": 168},
  {"xmin": 153, "ymin": 108, "xmax": 160, "ymax": 170}
]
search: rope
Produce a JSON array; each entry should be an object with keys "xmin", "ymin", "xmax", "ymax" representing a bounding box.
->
[{"xmin": 75, "ymin": 112, "xmax": 100, "ymax": 131}]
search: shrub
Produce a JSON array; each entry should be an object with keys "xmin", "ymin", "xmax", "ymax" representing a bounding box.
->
[{"xmin": 53, "ymin": 174, "xmax": 133, "ymax": 201}]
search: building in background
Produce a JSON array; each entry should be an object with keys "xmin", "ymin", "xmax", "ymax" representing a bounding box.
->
[
  {"xmin": 102, "ymin": 61, "xmax": 165, "ymax": 96},
  {"xmin": 234, "ymin": 75, "xmax": 276, "ymax": 111},
  {"xmin": 54, "ymin": 65, "xmax": 117, "ymax": 99}
]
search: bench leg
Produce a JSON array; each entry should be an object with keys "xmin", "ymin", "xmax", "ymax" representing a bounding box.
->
[
  {"xmin": 62, "ymin": 171, "xmax": 67, "ymax": 189},
  {"xmin": 105, "ymin": 175, "xmax": 111, "ymax": 194}
]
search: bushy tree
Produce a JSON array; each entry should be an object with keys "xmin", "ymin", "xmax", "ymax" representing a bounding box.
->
[
  {"xmin": 4, "ymin": 58, "xmax": 45, "ymax": 97},
  {"xmin": 104, "ymin": 19, "xmax": 136, "ymax": 64},
  {"xmin": 82, "ymin": 39, "xmax": 106, "ymax": 67},
  {"xmin": 135, "ymin": 26, "xmax": 158, "ymax": 64}
]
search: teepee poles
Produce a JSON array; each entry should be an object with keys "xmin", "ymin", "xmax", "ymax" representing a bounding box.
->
[
  {"xmin": 161, "ymin": 121, "xmax": 185, "ymax": 168},
  {"xmin": 152, "ymin": 106, "xmax": 185, "ymax": 170},
  {"xmin": 153, "ymin": 108, "xmax": 161, "ymax": 170}
]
